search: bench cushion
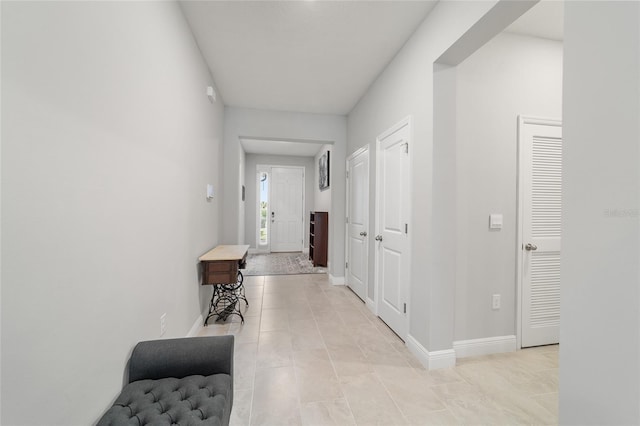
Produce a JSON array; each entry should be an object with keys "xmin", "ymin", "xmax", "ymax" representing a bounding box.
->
[{"xmin": 97, "ymin": 374, "xmax": 232, "ymax": 426}]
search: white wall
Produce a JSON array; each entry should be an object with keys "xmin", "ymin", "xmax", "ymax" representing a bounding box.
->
[
  {"xmin": 1, "ymin": 2, "xmax": 224, "ymax": 424},
  {"xmin": 560, "ymin": 2, "xmax": 640, "ymax": 424},
  {"xmin": 244, "ymin": 154, "xmax": 315, "ymax": 249},
  {"xmin": 453, "ymin": 33, "xmax": 563, "ymax": 341},
  {"xmin": 224, "ymin": 107, "xmax": 346, "ymax": 278},
  {"xmin": 347, "ymin": 0, "xmax": 538, "ymax": 352}
]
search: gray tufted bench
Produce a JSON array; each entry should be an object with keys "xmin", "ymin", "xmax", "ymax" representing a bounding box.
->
[{"xmin": 97, "ymin": 335, "xmax": 234, "ymax": 426}]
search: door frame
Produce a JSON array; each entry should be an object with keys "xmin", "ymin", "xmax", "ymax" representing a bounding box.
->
[
  {"xmin": 255, "ymin": 164, "xmax": 306, "ymax": 254},
  {"xmin": 374, "ymin": 116, "xmax": 413, "ymax": 336},
  {"xmin": 516, "ymin": 115, "xmax": 562, "ymax": 350},
  {"xmin": 255, "ymin": 166, "xmax": 271, "ymax": 253},
  {"xmin": 345, "ymin": 145, "xmax": 370, "ymax": 305}
]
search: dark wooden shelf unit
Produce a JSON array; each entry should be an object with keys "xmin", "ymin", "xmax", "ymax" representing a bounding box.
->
[{"xmin": 309, "ymin": 211, "xmax": 328, "ymax": 267}]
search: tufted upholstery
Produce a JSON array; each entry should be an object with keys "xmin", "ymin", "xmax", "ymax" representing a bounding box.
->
[
  {"xmin": 97, "ymin": 336, "xmax": 234, "ymax": 426},
  {"xmin": 98, "ymin": 375, "xmax": 231, "ymax": 425}
]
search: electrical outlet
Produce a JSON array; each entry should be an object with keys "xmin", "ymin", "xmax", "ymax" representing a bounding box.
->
[
  {"xmin": 160, "ymin": 313, "xmax": 167, "ymax": 336},
  {"xmin": 492, "ymin": 294, "xmax": 501, "ymax": 310}
]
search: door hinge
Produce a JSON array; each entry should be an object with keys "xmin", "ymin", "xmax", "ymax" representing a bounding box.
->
[
  {"xmin": 403, "ymin": 303, "xmax": 407, "ymax": 314},
  {"xmin": 345, "ymin": 262, "xmax": 348, "ymax": 269},
  {"xmin": 402, "ymin": 142, "xmax": 409, "ymax": 154},
  {"xmin": 346, "ymin": 217, "xmax": 349, "ymax": 224},
  {"xmin": 405, "ymin": 223, "xmax": 408, "ymax": 234},
  {"xmin": 346, "ymin": 171, "xmax": 349, "ymax": 178}
]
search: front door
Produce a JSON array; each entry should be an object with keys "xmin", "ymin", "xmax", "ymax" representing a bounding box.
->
[
  {"xmin": 376, "ymin": 118, "xmax": 411, "ymax": 339},
  {"xmin": 519, "ymin": 117, "xmax": 562, "ymax": 348},
  {"xmin": 346, "ymin": 147, "xmax": 369, "ymax": 301},
  {"xmin": 271, "ymin": 167, "xmax": 304, "ymax": 252}
]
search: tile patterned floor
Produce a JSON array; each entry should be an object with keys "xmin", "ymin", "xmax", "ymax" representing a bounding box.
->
[{"xmin": 197, "ymin": 274, "xmax": 558, "ymax": 426}]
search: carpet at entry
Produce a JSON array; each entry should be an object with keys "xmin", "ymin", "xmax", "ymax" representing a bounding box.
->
[{"xmin": 243, "ymin": 252, "xmax": 327, "ymax": 276}]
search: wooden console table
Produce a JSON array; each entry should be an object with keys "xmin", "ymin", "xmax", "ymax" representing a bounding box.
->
[{"xmin": 199, "ymin": 245, "xmax": 249, "ymax": 325}]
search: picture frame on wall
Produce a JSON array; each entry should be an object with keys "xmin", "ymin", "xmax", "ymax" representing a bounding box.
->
[{"xmin": 319, "ymin": 151, "xmax": 330, "ymax": 191}]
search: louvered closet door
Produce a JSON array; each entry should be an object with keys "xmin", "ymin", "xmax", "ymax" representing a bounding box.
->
[{"xmin": 521, "ymin": 119, "xmax": 562, "ymax": 348}]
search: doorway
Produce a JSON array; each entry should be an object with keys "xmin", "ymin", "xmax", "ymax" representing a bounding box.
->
[
  {"xmin": 254, "ymin": 165, "xmax": 305, "ymax": 253},
  {"xmin": 517, "ymin": 116, "xmax": 563, "ymax": 348},
  {"xmin": 375, "ymin": 117, "xmax": 412, "ymax": 340},
  {"xmin": 346, "ymin": 146, "xmax": 370, "ymax": 302}
]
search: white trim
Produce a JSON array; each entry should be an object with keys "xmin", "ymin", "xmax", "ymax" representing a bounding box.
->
[
  {"xmin": 406, "ymin": 334, "xmax": 429, "ymax": 367},
  {"xmin": 186, "ymin": 315, "xmax": 204, "ymax": 337},
  {"xmin": 406, "ymin": 334, "xmax": 456, "ymax": 370},
  {"xmin": 374, "ymin": 116, "xmax": 413, "ymax": 340},
  {"xmin": 329, "ymin": 274, "xmax": 345, "ymax": 285},
  {"xmin": 366, "ymin": 298, "xmax": 377, "ymax": 315},
  {"xmin": 345, "ymin": 144, "xmax": 370, "ymax": 301},
  {"xmin": 516, "ymin": 116, "xmax": 562, "ymax": 349},
  {"xmin": 453, "ymin": 335, "xmax": 517, "ymax": 358},
  {"xmin": 302, "ymin": 248, "xmax": 309, "ymax": 254},
  {"xmin": 347, "ymin": 145, "xmax": 369, "ymax": 162},
  {"xmin": 266, "ymin": 165, "xmax": 306, "ymax": 253},
  {"xmin": 428, "ymin": 349, "xmax": 457, "ymax": 369}
]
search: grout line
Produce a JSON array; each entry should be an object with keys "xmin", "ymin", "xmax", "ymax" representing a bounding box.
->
[
  {"xmin": 310, "ymin": 278, "xmax": 357, "ymax": 424},
  {"xmin": 244, "ymin": 275, "xmax": 264, "ymax": 426},
  {"xmin": 372, "ymin": 368, "xmax": 412, "ymax": 424},
  {"xmin": 242, "ymin": 274, "xmax": 558, "ymax": 425},
  {"xmin": 288, "ymin": 291, "xmax": 314, "ymax": 424}
]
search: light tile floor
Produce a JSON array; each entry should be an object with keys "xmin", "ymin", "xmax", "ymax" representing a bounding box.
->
[{"xmin": 197, "ymin": 274, "xmax": 558, "ymax": 426}]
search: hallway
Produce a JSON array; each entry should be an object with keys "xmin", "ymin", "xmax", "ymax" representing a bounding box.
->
[{"xmin": 197, "ymin": 274, "xmax": 558, "ymax": 425}]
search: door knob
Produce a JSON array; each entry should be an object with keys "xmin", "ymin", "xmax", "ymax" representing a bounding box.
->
[
  {"xmin": 360, "ymin": 231, "xmax": 368, "ymax": 237},
  {"xmin": 525, "ymin": 243, "xmax": 538, "ymax": 251},
  {"xmin": 375, "ymin": 235, "xmax": 383, "ymax": 241}
]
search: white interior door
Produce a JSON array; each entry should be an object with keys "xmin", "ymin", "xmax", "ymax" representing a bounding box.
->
[
  {"xmin": 271, "ymin": 167, "xmax": 304, "ymax": 252},
  {"xmin": 346, "ymin": 148, "xmax": 369, "ymax": 302},
  {"xmin": 519, "ymin": 117, "xmax": 562, "ymax": 348},
  {"xmin": 376, "ymin": 119, "xmax": 411, "ymax": 339}
]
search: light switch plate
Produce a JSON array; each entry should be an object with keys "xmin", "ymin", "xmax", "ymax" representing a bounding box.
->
[{"xmin": 489, "ymin": 214, "xmax": 503, "ymax": 229}]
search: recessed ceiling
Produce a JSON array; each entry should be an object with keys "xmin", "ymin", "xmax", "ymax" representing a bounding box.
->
[
  {"xmin": 180, "ymin": 1, "xmax": 437, "ymax": 115},
  {"xmin": 240, "ymin": 137, "xmax": 328, "ymax": 157},
  {"xmin": 505, "ymin": 0, "xmax": 564, "ymax": 41}
]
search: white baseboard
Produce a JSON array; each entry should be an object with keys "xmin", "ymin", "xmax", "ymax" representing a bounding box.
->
[
  {"xmin": 329, "ymin": 274, "xmax": 345, "ymax": 285},
  {"xmin": 302, "ymin": 248, "xmax": 309, "ymax": 254},
  {"xmin": 366, "ymin": 298, "xmax": 377, "ymax": 315},
  {"xmin": 429, "ymin": 349, "xmax": 457, "ymax": 369},
  {"xmin": 406, "ymin": 334, "xmax": 456, "ymax": 370},
  {"xmin": 249, "ymin": 248, "xmax": 270, "ymax": 254},
  {"xmin": 453, "ymin": 335, "xmax": 516, "ymax": 359},
  {"xmin": 186, "ymin": 314, "xmax": 204, "ymax": 337}
]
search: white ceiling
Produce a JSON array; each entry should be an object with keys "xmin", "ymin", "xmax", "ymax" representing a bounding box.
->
[
  {"xmin": 180, "ymin": 1, "xmax": 437, "ymax": 115},
  {"xmin": 181, "ymin": 0, "xmax": 563, "ymax": 158},
  {"xmin": 505, "ymin": 1, "xmax": 564, "ymax": 41},
  {"xmin": 241, "ymin": 137, "xmax": 328, "ymax": 157}
]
